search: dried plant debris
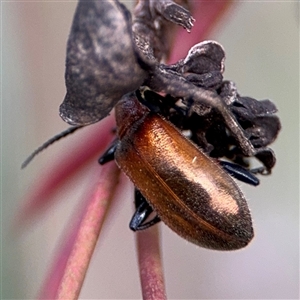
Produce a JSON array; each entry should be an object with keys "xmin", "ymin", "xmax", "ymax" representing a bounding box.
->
[
  {"xmin": 59, "ymin": 0, "xmax": 280, "ymax": 173},
  {"xmin": 60, "ymin": 0, "xmax": 147, "ymax": 125}
]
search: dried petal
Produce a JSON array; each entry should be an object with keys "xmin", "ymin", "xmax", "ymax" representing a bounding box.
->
[
  {"xmin": 60, "ymin": 0, "xmax": 147, "ymax": 126},
  {"xmin": 232, "ymin": 96, "xmax": 278, "ymax": 119},
  {"xmin": 152, "ymin": 0, "xmax": 195, "ymax": 31},
  {"xmin": 182, "ymin": 40, "xmax": 225, "ymax": 74}
]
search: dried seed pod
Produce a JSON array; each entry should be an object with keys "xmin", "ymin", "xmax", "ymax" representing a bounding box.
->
[{"xmin": 59, "ymin": 0, "xmax": 147, "ymax": 126}]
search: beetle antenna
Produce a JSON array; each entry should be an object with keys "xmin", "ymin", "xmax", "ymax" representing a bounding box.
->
[{"xmin": 21, "ymin": 126, "xmax": 83, "ymax": 169}]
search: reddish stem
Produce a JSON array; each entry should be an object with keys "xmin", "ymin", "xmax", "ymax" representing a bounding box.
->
[
  {"xmin": 137, "ymin": 226, "xmax": 167, "ymax": 300},
  {"xmin": 38, "ymin": 162, "xmax": 121, "ymax": 299}
]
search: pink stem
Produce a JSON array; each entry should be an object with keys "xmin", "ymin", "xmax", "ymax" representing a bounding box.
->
[
  {"xmin": 137, "ymin": 226, "xmax": 167, "ymax": 300},
  {"xmin": 38, "ymin": 162, "xmax": 121, "ymax": 299}
]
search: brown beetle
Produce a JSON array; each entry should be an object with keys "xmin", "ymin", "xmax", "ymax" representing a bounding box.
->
[{"xmin": 113, "ymin": 93, "xmax": 254, "ymax": 250}]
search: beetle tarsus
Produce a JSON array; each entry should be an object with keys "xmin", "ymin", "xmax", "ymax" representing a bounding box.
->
[
  {"xmin": 130, "ymin": 189, "xmax": 161, "ymax": 231},
  {"xmin": 220, "ymin": 161, "xmax": 260, "ymax": 186},
  {"xmin": 98, "ymin": 140, "xmax": 118, "ymax": 165}
]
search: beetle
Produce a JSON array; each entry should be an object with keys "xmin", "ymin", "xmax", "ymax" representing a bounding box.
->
[{"xmin": 100, "ymin": 92, "xmax": 255, "ymax": 250}]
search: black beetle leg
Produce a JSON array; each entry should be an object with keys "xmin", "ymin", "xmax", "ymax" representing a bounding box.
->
[
  {"xmin": 98, "ymin": 139, "xmax": 118, "ymax": 165},
  {"xmin": 219, "ymin": 160, "xmax": 260, "ymax": 186},
  {"xmin": 130, "ymin": 189, "xmax": 161, "ymax": 231}
]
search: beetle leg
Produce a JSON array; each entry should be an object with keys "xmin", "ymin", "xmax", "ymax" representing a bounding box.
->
[
  {"xmin": 98, "ymin": 139, "xmax": 118, "ymax": 165},
  {"xmin": 219, "ymin": 161, "xmax": 260, "ymax": 186},
  {"xmin": 130, "ymin": 189, "xmax": 161, "ymax": 231}
]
